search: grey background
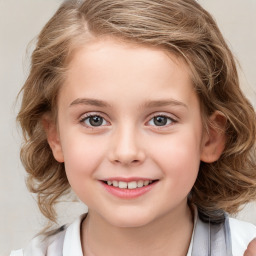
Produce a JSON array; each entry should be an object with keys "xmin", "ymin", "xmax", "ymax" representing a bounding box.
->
[{"xmin": 0, "ymin": 0, "xmax": 256, "ymax": 255}]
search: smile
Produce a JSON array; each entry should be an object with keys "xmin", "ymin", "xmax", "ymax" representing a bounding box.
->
[
  {"xmin": 100, "ymin": 179, "xmax": 159, "ymax": 199},
  {"xmin": 102, "ymin": 180, "xmax": 157, "ymax": 189}
]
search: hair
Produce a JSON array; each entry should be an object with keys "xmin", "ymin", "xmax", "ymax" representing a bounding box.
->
[{"xmin": 17, "ymin": 0, "xmax": 256, "ymax": 224}]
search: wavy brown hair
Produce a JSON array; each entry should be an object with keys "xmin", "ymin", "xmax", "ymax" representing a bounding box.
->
[{"xmin": 17, "ymin": 0, "xmax": 256, "ymax": 223}]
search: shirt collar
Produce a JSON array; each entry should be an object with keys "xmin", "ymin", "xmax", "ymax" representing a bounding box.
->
[
  {"xmin": 62, "ymin": 209, "xmax": 198, "ymax": 256},
  {"xmin": 63, "ymin": 213, "xmax": 86, "ymax": 256}
]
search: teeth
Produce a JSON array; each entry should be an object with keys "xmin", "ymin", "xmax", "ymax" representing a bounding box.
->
[
  {"xmin": 137, "ymin": 180, "xmax": 144, "ymax": 188},
  {"xmin": 143, "ymin": 180, "xmax": 149, "ymax": 186},
  {"xmin": 119, "ymin": 181, "xmax": 128, "ymax": 189},
  {"xmin": 128, "ymin": 181, "xmax": 137, "ymax": 189},
  {"xmin": 105, "ymin": 180, "xmax": 155, "ymax": 189},
  {"xmin": 113, "ymin": 181, "xmax": 118, "ymax": 187}
]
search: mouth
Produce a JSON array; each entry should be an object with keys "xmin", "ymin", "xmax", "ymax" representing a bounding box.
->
[
  {"xmin": 101, "ymin": 179, "xmax": 159, "ymax": 189},
  {"xmin": 100, "ymin": 178, "xmax": 159, "ymax": 199}
]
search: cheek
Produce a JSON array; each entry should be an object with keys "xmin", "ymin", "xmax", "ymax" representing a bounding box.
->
[
  {"xmin": 151, "ymin": 129, "xmax": 202, "ymax": 185},
  {"xmin": 60, "ymin": 131, "xmax": 107, "ymax": 181}
]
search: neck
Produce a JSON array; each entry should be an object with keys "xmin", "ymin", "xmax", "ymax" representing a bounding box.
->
[{"xmin": 81, "ymin": 203, "xmax": 194, "ymax": 256}]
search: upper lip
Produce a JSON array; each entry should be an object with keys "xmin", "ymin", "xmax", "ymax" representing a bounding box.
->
[{"xmin": 101, "ymin": 177, "xmax": 158, "ymax": 182}]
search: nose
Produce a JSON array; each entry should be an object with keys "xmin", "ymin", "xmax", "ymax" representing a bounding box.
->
[{"xmin": 108, "ymin": 125, "xmax": 146, "ymax": 166}]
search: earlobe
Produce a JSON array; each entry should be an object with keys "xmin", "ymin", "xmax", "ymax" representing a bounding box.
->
[
  {"xmin": 42, "ymin": 114, "xmax": 64, "ymax": 163},
  {"xmin": 200, "ymin": 111, "xmax": 226, "ymax": 163}
]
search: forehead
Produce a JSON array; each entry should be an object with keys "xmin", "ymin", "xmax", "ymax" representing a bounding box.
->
[
  {"xmin": 68, "ymin": 38, "xmax": 189, "ymax": 77},
  {"xmin": 60, "ymin": 38, "xmax": 198, "ymax": 110}
]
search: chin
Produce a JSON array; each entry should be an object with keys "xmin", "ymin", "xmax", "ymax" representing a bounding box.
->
[{"xmin": 105, "ymin": 210, "xmax": 155, "ymax": 228}]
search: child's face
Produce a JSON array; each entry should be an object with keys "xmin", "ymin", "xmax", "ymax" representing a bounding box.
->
[{"xmin": 49, "ymin": 38, "xmax": 207, "ymax": 227}]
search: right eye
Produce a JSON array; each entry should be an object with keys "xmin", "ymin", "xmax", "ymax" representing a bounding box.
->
[
  {"xmin": 80, "ymin": 114, "xmax": 108, "ymax": 127},
  {"xmin": 148, "ymin": 116, "xmax": 172, "ymax": 126}
]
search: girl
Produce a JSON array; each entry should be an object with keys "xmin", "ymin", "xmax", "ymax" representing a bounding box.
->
[{"xmin": 11, "ymin": 0, "xmax": 256, "ymax": 255}]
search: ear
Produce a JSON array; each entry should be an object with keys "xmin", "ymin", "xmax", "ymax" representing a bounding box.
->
[
  {"xmin": 200, "ymin": 111, "xmax": 226, "ymax": 163},
  {"xmin": 42, "ymin": 114, "xmax": 64, "ymax": 163}
]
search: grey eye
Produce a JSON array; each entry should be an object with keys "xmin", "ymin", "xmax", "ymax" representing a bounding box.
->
[
  {"xmin": 148, "ymin": 116, "xmax": 172, "ymax": 126},
  {"xmin": 84, "ymin": 115, "xmax": 106, "ymax": 127}
]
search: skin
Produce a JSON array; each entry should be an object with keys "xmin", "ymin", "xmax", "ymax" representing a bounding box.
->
[
  {"xmin": 244, "ymin": 238, "xmax": 256, "ymax": 256},
  {"xmin": 45, "ymin": 38, "xmax": 227, "ymax": 256}
]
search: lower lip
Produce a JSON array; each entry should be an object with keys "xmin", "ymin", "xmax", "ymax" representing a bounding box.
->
[{"xmin": 101, "ymin": 181, "xmax": 158, "ymax": 199}]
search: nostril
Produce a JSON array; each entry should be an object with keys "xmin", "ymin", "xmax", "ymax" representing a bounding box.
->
[
  {"xmin": 109, "ymin": 144, "xmax": 146, "ymax": 166},
  {"xmin": 113, "ymin": 158, "xmax": 141, "ymax": 165}
]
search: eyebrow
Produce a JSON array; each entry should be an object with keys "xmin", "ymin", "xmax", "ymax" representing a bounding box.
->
[
  {"xmin": 69, "ymin": 97, "xmax": 188, "ymax": 109},
  {"xmin": 142, "ymin": 99, "xmax": 188, "ymax": 109},
  {"xmin": 69, "ymin": 98, "xmax": 111, "ymax": 108}
]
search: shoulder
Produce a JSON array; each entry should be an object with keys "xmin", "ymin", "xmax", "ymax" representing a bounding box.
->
[
  {"xmin": 9, "ymin": 214, "xmax": 86, "ymax": 256},
  {"xmin": 229, "ymin": 217, "xmax": 256, "ymax": 256},
  {"xmin": 10, "ymin": 225, "xmax": 67, "ymax": 256},
  {"xmin": 10, "ymin": 249, "xmax": 23, "ymax": 256}
]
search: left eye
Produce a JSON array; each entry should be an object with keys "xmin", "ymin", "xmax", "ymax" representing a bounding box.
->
[
  {"xmin": 82, "ymin": 115, "xmax": 107, "ymax": 127},
  {"xmin": 148, "ymin": 115, "xmax": 174, "ymax": 126}
]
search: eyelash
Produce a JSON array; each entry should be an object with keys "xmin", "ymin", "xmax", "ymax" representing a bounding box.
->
[
  {"xmin": 147, "ymin": 114, "xmax": 177, "ymax": 127},
  {"xmin": 79, "ymin": 113, "xmax": 109, "ymax": 128},
  {"xmin": 79, "ymin": 113, "xmax": 177, "ymax": 128}
]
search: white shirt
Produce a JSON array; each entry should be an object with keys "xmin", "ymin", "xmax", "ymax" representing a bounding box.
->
[{"xmin": 10, "ymin": 212, "xmax": 256, "ymax": 256}]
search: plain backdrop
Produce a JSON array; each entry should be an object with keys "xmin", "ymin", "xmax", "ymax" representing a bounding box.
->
[{"xmin": 0, "ymin": 0, "xmax": 256, "ymax": 255}]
